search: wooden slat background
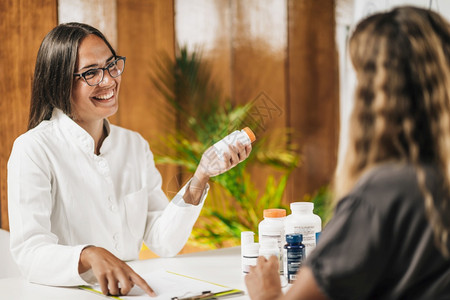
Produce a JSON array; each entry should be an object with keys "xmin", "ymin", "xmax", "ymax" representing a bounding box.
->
[
  {"xmin": 116, "ymin": 0, "xmax": 179, "ymax": 192},
  {"xmin": 0, "ymin": 0, "xmax": 58, "ymax": 230},
  {"xmin": 286, "ymin": 0, "xmax": 339, "ymax": 200},
  {"xmin": 0, "ymin": 0, "xmax": 338, "ymax": 240}
]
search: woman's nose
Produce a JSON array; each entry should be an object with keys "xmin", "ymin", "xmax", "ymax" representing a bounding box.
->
[{"xmin": 99, "ymin": 69, "xmax": 114, "ymax": 87}]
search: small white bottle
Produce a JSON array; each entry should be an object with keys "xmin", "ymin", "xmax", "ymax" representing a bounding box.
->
[
  {"xmin": 213, "ymin": 127, "xmax": 256, "ymax": 161},
  {"xmin": 258, "ymin": 208, "xmax": 286, "ymax": 275},
  {"xmin": 241, "ymin": 231, "xmax": 255, "ymax": 274},
  {"xmin": 284, "ymin": 202, "xmax": 322, "ymax": 257},
  {"xmin": 241, "ymin": 231, "xmax": 255, "ymax": 248},
  {"xmin": 242, "ymin": 243, "xmax": 260, "ymax": 275}
]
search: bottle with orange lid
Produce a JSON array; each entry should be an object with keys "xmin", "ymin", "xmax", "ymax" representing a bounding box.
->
[
  {"xmin": 212, "ymin": 127, "xmax": 256, "ymax": 161},
  {"xmin": 258, "ymin": 208, "xmax": 286, "ymax": 275}
]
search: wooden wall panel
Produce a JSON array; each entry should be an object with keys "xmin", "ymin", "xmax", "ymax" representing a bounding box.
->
[
  {"xmin": 117, "ymin": 0, "xmax": 178, "ymax": 195},
  {"xmin": 0, "ymin": 0, "xmax": 58, "ymax": 229},
  {"xmin": 231, "ymin": 0, "xmax": 288, "ymax": 203},
  {"xmin": 231, "ymin": 0, "xmax": 287, "ymax": 121},
  {"xmin": 287, "ymin": 0, "xmax": 339, "ymax": 199},
  {"xmin": 58, "ymin": 0, "xmax": 118, "ymax": 49},
  {"xmin": 175, "ymin": 0, "xmax": 233, "ymax": 101}
]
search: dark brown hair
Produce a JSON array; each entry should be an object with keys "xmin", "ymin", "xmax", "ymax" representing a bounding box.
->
[{"xmin": 28, "ymin": 22, "xmax": 116, "ymax": 129}]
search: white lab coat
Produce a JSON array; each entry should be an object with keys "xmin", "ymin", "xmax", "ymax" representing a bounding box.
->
[{"xmin": 7, "ymin": 108, "xmax": 208, "ymax": 286}]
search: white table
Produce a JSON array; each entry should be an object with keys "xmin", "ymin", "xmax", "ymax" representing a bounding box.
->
[{"xmin": 0, "ymin": 246, "xmax": 249, "ymax": 300}]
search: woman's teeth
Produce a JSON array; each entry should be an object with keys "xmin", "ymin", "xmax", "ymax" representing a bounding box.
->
[{"xmin": 94, "ymin": 91, "xmax": 114, "ymax": 100}]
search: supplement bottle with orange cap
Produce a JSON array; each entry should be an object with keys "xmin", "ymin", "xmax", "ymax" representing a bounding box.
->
[
  {"xmin": 212, "ymin": 127, "xmax": 256, "ymax": 161},
  {"xmin": 258, "ymin": 208, "xmax": 286, "ymax": 275}
]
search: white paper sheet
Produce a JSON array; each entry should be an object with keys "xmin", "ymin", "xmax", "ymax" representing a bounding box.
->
[{"xmin": 82, "ymin": 269, "xmax": 235, "ymax": 300}]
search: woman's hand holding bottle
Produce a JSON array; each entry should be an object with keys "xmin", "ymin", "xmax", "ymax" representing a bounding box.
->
[{"xmin": 184, "ymin": 128, "xmax": 255, "ymax": 205}]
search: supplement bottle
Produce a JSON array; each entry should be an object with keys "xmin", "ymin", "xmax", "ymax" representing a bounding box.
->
[
  {"xmin": 213, "ymin": 127, "xmax": 256, "ymax": 161},
  {"xmin": 283, "ymin": 234, "xmax": 305, "ymax": 284},
  {"xmin": 242, "ymin": 243, "xmax": 260, "ymax": 275},
  {"xmin": 258, "ymin": 208, "xmax": 286, "ymax": 274},
  {"xmin": 241, "ymin": 231, "xmax": 255, "ymax": 248},
  {"xmin": 259, "ymin": 239, "xmax": 279, "ymax": 260},
  {"xmin": 241, "ymin": 231, "xmax": 255, "ymax": 274},
  {"xmin": 284, "ymin": 202, "xmax": 321, "ymax": 257}
]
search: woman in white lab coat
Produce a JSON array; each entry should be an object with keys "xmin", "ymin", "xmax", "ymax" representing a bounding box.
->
[{"xmin": 7, "ymin": 22, "xmax": 251, "ymax": 297}]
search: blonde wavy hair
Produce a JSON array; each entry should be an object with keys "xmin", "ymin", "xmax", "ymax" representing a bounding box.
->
[{"xmin": 335, "ymin": 6, "xmax": 450, "ymax": 256}]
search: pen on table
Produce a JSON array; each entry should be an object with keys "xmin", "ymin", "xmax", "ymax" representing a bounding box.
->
[
  {"xmin": 171, "ymin": 290, "xmax": 213, "ymax": 300},
  {"xmin": 171, "ymin": 289, "xmax": 243, "ymax": 300}
]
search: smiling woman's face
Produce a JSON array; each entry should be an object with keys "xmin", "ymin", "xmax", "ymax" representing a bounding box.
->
[{"xmin": 71, "ymin": 34, "xmax": 120, "ymax": 125}]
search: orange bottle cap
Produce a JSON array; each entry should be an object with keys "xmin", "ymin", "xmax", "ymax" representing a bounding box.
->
[
  {"xmin": 263, "ymin": 209, "xmax": 286, "ymax": 218},
  {"xmin": 243, "ymin": 127, "xmax": 256, "ymax": 143}
]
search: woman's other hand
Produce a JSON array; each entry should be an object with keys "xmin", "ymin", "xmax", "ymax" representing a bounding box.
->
[
  {"xmin": 78, "ymin": 246, "xmax": 156, "ymax": 297},
  {"xmin": 245, "ymin": 255, "xmax": 330, "ymax": 300},
  {"xmin": 245, "ymin": 256, "xmax": 283, "ymax": 300}
]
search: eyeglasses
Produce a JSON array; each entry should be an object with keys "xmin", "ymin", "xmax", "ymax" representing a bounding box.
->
[{"xmin": 73, "ymin": 56, "xmax": 126, "ymax": 86}]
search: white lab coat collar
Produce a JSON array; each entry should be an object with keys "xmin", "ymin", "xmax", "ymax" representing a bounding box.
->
[{"xmin": 51, "ymin": 108, "xmax": 112, "ymax": 155}]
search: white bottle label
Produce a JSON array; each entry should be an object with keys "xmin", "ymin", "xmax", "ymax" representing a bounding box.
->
[
  {"xmin": 260, "ymin": 234, "xmax": 283, "ymax": 249},
  {"xmin": 213, "ymin": 130, "xmax": 250, "ymax": 161},
  {"xmin": 242, "ymin": 256, "xmax": 258, "ymax": 274},
  {"xmin": 291, "ymin": 225, "xmax": 317, "ymax": 255}
]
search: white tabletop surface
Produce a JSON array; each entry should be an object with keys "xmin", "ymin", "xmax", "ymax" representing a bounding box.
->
[{"xmin": 0, "ymin": 246, "xmax": 249, "ymax": 300}]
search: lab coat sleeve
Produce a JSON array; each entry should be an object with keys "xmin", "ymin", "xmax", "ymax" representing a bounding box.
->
[
  {"xmin": 8, "ymin": 136, "xmax": 89, "ymax": 286},
  {"xmin": 142, "ymin": 142, "xmax": 209, "ymax": 257}
]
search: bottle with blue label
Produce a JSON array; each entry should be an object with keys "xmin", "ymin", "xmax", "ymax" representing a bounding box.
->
[{"xmin": 283, "ymin": 233, "xmax": 305, "ymax": 284}]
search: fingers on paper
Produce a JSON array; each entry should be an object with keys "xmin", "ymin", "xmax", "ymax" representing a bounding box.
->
[
  {"xmin": 132, "ymin": 273, "xmax": 157, "ymax": 297},
  {"xmin": 97, "ymin": 266, "xmax": 139, "ymax": 296},
  {"xmin": 98, "ymin": 276, "xmax": 109, "ymax": 296},
  {"xmin": 107, "ymin": 275, "xmax": 120, "ymax": 296},
  {"xmin": 117, "ymin": 273, "xmax": 134, "ymax": 296}
]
